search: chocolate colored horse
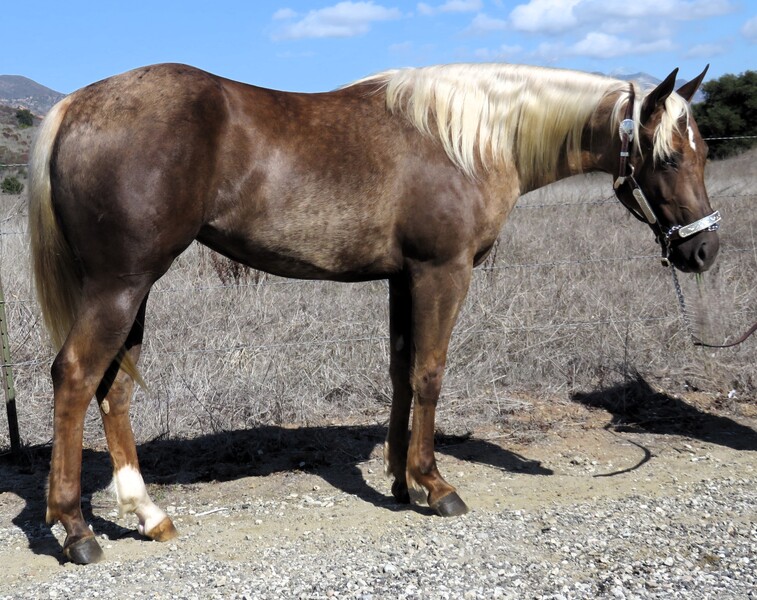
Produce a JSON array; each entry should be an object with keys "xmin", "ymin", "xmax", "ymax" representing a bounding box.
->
[{"xmin": 29, "ymin": 63, "xmax": 718, "ymax": 563}]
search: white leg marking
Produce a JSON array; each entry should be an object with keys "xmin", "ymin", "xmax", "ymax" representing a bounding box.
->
[
  {"xmin": 112, "ymin": 465, "xmax": 169, "ymax": 536},
  {"xmin": 688, "ymin": 125, "xmax": 697, "ymax": 151}
]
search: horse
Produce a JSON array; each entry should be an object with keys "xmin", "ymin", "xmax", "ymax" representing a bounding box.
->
[{"xmin": 28, "ymin": 62, "xmax": 719, "ymax": 564}]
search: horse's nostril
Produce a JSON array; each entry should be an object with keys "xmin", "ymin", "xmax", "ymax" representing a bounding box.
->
[
  {"xmin": 696, "ymin": 243, "xmax": 709, "ymax": 267},
  {"xmin": 694, "ymin": 238, "xmax": 719, "ymax": 271}
]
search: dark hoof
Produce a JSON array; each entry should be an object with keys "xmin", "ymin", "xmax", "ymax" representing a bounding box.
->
[
  {"xmin": 391, "ymin": 479, "xmax": 411, "ymax": 504},
  {"xmin": 431, "ymin": 491, "xmax": 469, "ymax": 517},
  {"xmin": 63, "ymin": 536, "xmax": 105, "ymax": 565}
]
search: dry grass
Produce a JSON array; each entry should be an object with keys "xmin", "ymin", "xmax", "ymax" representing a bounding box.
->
[{"xmin": 0, "ymin": 153, "xmax": 755, "ymax": 451}]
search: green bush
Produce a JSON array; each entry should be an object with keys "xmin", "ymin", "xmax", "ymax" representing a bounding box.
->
[
  {"xmin": 15, "ymin": 108, "xmax": 34, "ymax": 128},
  {"xmin": 1, "ymin": 176, "xmax": 24, "ymax": 194}
]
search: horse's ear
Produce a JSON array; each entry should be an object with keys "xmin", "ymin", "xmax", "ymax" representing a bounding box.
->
[
  {"xmin": 676, "ymin": 64, "xmax": 709, "ymax": 103},
  {"xmin": 640, "ymin": 68, "xmax": 679, "ymax": 125}
]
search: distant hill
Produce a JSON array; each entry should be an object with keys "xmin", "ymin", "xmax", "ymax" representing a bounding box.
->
[
  {"xmin": 0, "ymin": 75, "xmax": 65, "ymax": 116},
  {"xmin": 614, "ymin": 71, "xmax": 706, "ymax": 103}
]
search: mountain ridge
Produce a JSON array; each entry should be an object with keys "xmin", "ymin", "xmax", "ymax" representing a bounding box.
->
[{"xmin": 0, "ymin": 75, "xmax": 65, "ymax": 115}]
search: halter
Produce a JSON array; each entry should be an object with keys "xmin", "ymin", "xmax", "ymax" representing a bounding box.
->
[
  {"xmin": 612, "ymin": 90, "xmax": 721, "ymax": 267},
  {"xmin": 611, "ymin": 89, "xmax": 756, "ymax": 349}
]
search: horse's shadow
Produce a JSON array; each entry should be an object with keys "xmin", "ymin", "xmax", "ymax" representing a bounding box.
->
[
  {"xmin": 571, "ymin": 372, "xmax": 757, "ymax": 451},
  {"xmin": 1, "ymin": 423, "xmax": 551, "ymax": 561}
]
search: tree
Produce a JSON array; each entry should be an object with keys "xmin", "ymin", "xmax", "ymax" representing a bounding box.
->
[
  {"xmin": 15, "ymin": 108, "xmax": 34, "ymax": 128},
  {"xmin": 692, "ymin": 71, "xmax": 757, "ymax": 159}
]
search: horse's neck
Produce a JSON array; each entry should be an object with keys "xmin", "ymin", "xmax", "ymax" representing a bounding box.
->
[{"xmin": 517, "ymin": 95, "xmax": 621, "ymax": 194}]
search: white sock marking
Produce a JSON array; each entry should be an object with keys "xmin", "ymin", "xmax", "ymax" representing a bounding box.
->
[{"xmin": 112, "ymin": 465, "xmax": 169, "ymax": 536}]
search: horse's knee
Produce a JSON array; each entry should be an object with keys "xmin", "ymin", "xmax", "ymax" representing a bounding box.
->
[{"xmin": 413, "ymin": 363, "xmax": 444, "ymax": 403}]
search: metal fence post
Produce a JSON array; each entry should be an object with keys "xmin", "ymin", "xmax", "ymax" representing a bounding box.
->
[{"xmin": 0, "ymin": 274, "xmax": 21, "ymax": 458}]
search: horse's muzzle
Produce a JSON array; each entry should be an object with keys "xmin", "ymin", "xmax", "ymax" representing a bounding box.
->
[{"xmin": 670, "ymin": 230, "xmax": 720, "ymax": 273}]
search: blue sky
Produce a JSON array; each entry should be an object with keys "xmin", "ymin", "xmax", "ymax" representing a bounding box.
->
[{"xmin": 4, "ymin": 1, "xmax": 755, "ymax": 94}]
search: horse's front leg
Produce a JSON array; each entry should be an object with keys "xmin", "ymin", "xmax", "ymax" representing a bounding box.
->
[
  {"xmin": 384, "ymin": 274, "xmax": 413, "ymax": 504},
  {"xmin": 96, "ymin": 297, "xmax": 177, "ymax": 544},
  {"xmin": 404, "ymin": 259, "xmax": 472, "ymax": 516}
]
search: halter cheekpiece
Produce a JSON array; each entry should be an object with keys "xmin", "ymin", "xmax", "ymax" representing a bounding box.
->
[{"xmin": 612, "ymin": 89, "xmax": 721, "ymax": 266}]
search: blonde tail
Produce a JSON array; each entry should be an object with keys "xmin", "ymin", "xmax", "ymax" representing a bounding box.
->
[{"xmin": 28, "ymin": 97, "xmax": 144, "ymax": 387}]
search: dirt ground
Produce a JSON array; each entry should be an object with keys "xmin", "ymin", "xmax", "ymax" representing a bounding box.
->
[{"xmin": 1, "ymin": 386, "xmax": 756, "ymax": 588}]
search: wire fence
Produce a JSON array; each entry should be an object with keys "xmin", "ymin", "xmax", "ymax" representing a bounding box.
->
[
  {"xmin": 1, "ymin": 173, "xmax": 756, "ymax": 448},
  {"xmin": 0, "ymin": 191, "xmax": 754, "ymax": 309}
]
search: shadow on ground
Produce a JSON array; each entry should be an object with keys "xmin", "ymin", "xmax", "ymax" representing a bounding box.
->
[
  {"xmin": 0, "ymin": 423, "xmax": 551, "ymax": 561},
  {"xmin": 571, "ymin": 372, "xmax": 757, "ymax": 451}
]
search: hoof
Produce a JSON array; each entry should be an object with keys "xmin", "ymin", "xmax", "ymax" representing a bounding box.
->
[
  {"xmin": 145, "ymin": 516, "xmax": 179, "ymax": 542},
  {"xmin": 63, "ymin": 536, "xmax": 105, "ymax": 565},
  {"xmin": 391, "ymin": 479, "xmax": 411, "ymax": 504},
  {"xmin": 431, "ymin": 491, "xmax": 469, "ymax": 517}
]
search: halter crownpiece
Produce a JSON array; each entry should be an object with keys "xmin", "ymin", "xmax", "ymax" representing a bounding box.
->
[{"xmin": 612, "ymin": 88, "xmax": 721, "ymax": 266}]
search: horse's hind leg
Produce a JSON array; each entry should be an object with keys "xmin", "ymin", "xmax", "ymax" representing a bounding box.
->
[
  {"xmin": 95, "ymin": 295, "xmax": 177, "ymax": 543},
  {"xmin": 46, "ymin": 282, "xmax": 152, "ymax": 564}
]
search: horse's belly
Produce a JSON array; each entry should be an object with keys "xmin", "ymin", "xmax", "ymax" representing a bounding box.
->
[{"xmin": 198, "ymin": 219, "xmax": 402, "ymax": 282}]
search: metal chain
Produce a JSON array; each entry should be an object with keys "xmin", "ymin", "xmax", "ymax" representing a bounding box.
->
[{"xmin": 669, "ymin": 265, "xmax": 699, "ymax": 343}]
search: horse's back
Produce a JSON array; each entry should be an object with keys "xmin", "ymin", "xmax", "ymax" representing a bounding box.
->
[{"xmin": 47, "ymin": 63, "xmax": 490, "ymax": 282}]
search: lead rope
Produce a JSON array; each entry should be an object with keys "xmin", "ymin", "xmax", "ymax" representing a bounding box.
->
[{"xmin": 669, "ymin": 265, "xmax": 757, "ymax": 348}]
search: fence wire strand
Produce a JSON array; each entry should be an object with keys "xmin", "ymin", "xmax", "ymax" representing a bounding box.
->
[{"xmin": 1, "ymin": 190, "xmax": 754, "ymax": 370}]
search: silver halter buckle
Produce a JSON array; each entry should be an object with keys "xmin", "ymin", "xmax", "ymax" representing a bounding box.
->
[{"xmin": 619, "ymin": 119, "xmax": 635, "ymax": 142}]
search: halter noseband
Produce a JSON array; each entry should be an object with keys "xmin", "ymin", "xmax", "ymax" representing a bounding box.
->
[{"xmin": 612, "ymin": 90, "xmax": 721, "ymax": 266}]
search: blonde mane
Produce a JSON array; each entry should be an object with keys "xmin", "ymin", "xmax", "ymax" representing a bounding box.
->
[{"xmin": 353, "ymin": 64, "xmax": 690, "ymax": 186}]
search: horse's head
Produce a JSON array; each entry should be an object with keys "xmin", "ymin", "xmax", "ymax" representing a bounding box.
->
[{"xmin": 614, "ymin": 66, "xmax": 720, "ymax": 273}]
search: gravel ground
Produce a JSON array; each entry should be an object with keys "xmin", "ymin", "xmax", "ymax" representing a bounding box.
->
[{"xmin": 1, "ymin": 415, "xmax": 756, "ymax": 599}]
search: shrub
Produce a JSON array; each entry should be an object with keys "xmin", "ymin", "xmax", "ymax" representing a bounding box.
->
[
  {"xmin": 693, "ymin": 71, "xmax": 757, "ymax": 159},
  {"xmin": 15, "ymin": 108, "xmax": 34, "ymax": 128},
  {"xmin": 1, "ymin": 176, "xmax": 24, "ymax": 194}
]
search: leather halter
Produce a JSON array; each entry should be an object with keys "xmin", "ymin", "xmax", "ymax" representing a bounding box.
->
[{"xmin": 612, "ymin": 89, "xmax": 721, "ymax": 266}]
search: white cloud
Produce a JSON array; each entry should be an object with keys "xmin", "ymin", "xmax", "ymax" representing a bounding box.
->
[
  {"xmin": 509, "ymin": 0, "xmax": 580, "ymax": 33},
  {"xmin": 272, "ymin": 8, "xmax": 298, "ymax": 20},
  {"xmin": 685, "ymin": 0, "xmax": 736, "ymax": 19},
  {"xmin": 440, "ymin": 0, "xmax": 483, "ymax": 11},
  {"xmin": 465, "ymin": 13, "xmax": 509, "ymax": 34},
  {"xmin": 533, "ymin": 41, "xmax": 567, "ymax": 63},
  {"xmin": 272, "ymin": 1, "xmax": 402, "ymax": 40},
  {"xmin": 683, "ymin": 43, "xmax": 726, "ymax": 59},
  {"xmin": 576, "ymin": 0, "xmax": 734, "ymax": 20},
  {"xmin": 417, "ymin": 0, "xmax": 482, "ymax": 16},
  {"xmin": 743, "ymin": 15, "xmax": 757, "ymax": 43},
  {"xmin": 568, "ymin": 32, "xmax": 674, "ymax": 58},
  {"xmin": 508, "ymin": 0, "xmax": 734, "ymax": 34}
]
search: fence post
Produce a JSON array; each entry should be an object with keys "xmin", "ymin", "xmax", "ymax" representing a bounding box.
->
[{"xmin": 0, "ymin": 274, "xmax": 21, "ymax": 458}]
